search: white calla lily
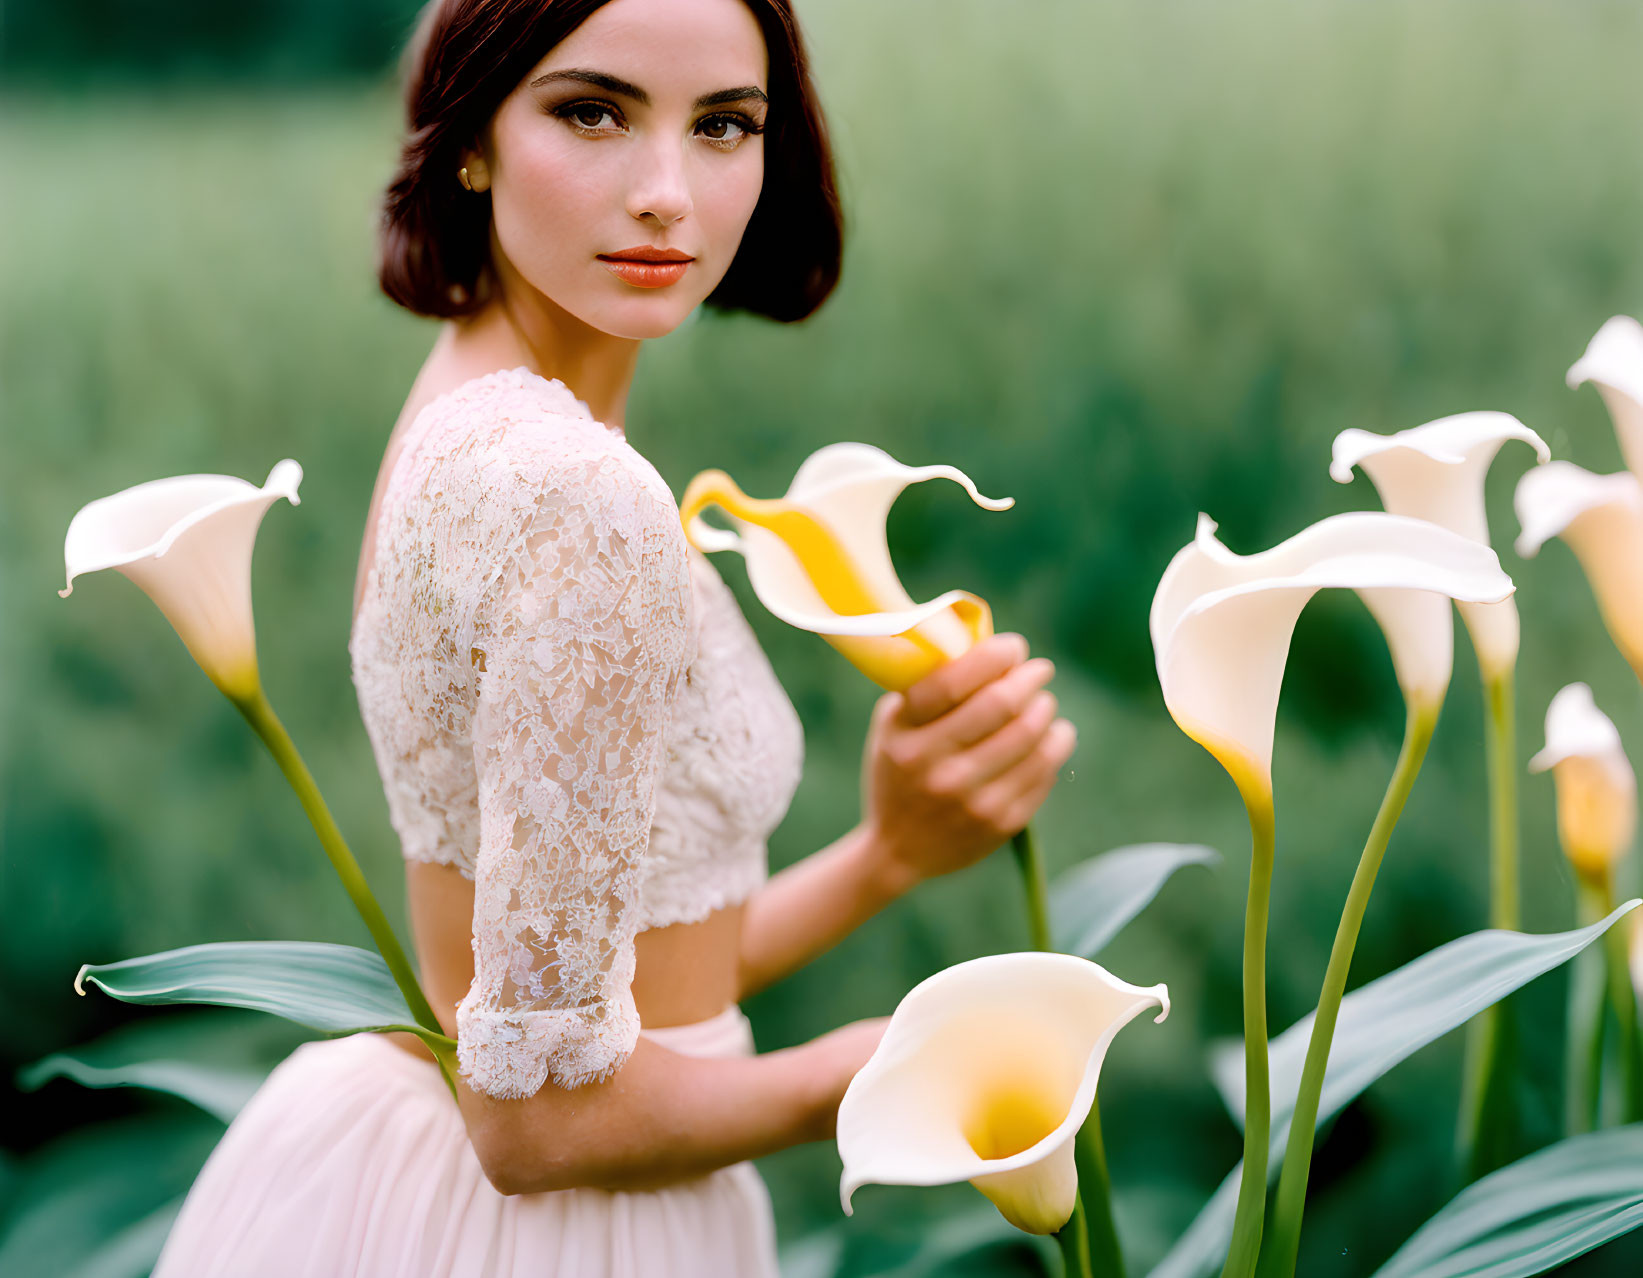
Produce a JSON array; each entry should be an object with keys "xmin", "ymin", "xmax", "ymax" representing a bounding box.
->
[
  {"xmin": 56, "ymin": 456, "xmax": 459, "ymax": 1085},
  {"xmin": 1514, "ymin": 461, "xmax": 1643, "ymax": 681},
  {"xmin": 1568, "ymin": 315, "xmax": 1643, "ymax": 480},
  {"xmin": 60, "ymin": 460, "xmax": 303, "ymax": 700},
  {"xmin": 837, "ymin": 952, "xmax": 1167, "ymax": 1236},
  {"xmin": 680, "ymin": 443, "xmax": 1013, "ymax": 691},
  {"xmin": 1330, "ymin": 412, "xmax": 1548, "ymax": 678},
  {"xmin": 1150, "ymin": 512, "xmax": 1515, "ymax": 803},
  {"xmin": 1529, "ymin": 682, "xmax": 1636, "ymax": 881}
]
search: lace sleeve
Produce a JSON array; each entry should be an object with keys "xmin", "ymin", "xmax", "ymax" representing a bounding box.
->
[{"xmin": 454, "ymin": 445, "xmax": 694, "ymax": 1099}]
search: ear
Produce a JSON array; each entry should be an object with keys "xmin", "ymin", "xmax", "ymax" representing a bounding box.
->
[{"xmin": 458, "ymin": 148, "xmax": 492, "ymax": 193}]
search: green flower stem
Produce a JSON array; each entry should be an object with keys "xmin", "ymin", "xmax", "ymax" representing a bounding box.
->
[
  {"xmin": 1581, "ymin": 874, "xmax": 1643, "ymax": 1125},
  {"xmin": 1221, "ymin": 787, "xmax": 1276, "ymax": 1278},
  {"xmin": 1258, "ymin": 699, "xmax": 1438, "ymax": 1278},
  {"xmin": 1455, "ymin": 995, "xmax": 1515, "ymax": 1182},
  {"xmin": 1484, "ymin": 671, "xmax": 1521, "ymax": 932},
  {"xmin": 233, "ymin": 686, "xmax": 446, "ymax": 1044},
  {"xmin": 1568, "ymin": 877, "xmax": 1607, "ymax": 1134},
  {"xmin": 1011, "ymin": 823, "xmax": 1125, "ymax": 1278},
  {"xmin": 1075, "ymin": 1103, "xmax": 1125, "ymax": 1278},
  {"xmin": 1012, "ymin": 823, "xmax": 1052, "ymax": 951},
  {"xmin": 1056, "ymin": 1193, "xmax": 1094, "ymax": 1278},
  {"xmin": 1601, "ymin": 901, "xmax": 1643, "ymax": 1124},
  {"xmin": 1456, "ymin": 668, "xmax": 1521, "ymax": 1181}
]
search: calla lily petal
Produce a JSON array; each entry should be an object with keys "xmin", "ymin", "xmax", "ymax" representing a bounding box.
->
[
  {"xmin": 60, "ymin": 460, "xmax": 303, "ymax": 700},
  {"xmin": 1330, "ymin": 412, "xmax": 1549, "ymax": 539},
  {"xmin": 1331, "ymin": 412, "xmax": 1548, "ymax": 678},
  {"xmin": 1568, "ymin": 315, "xmax": 1643, "ymax": 480},
  {"xmin": 1529, "ymin": 682, "xmax": 1635, "ymax": 880},
  {"xmin": 1151, "ymin": 513, "xmax": 1514, "ymax": 802},
  {"xmin": 1529, "ymin": 682, "xmax": 1631, "ymax": 777},
  {"xmin": 837, "ymin": 952, "xmax": 1167, "ymax": 1236},
  {"xmin": 681, "ymin": 443, "xmax": 1012, "ymax": 690},
  {"xmin": 1514, "ymin": 462, "xmax": 1643, "ymax": 680}
]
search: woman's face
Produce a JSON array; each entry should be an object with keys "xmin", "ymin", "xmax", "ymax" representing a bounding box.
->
[{"xmin": 479, "ymin": 0, "xmax": 769, "ymax": 340}]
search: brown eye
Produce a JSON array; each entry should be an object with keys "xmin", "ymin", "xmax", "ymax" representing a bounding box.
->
[
  {"xmin": 696, "ymin": 114, "xmax": 753, "ymax": 148},
  {"xmin": 554, "ymin": 101, "xmax": 622, "ymax": 133}
]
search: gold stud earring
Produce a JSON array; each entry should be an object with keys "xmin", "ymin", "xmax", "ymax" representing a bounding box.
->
[{"xmin": 457, "ymin": 166, "xmax": 474, "ymax": 192}]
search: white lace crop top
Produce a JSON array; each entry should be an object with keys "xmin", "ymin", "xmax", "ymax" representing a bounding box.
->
[{"xmin": 349, "ymin": 368, "xmax": 805, "ymax": 1099}]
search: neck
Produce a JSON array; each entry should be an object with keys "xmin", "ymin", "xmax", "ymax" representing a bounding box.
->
[{"xmin": 468, "ymin": 256, "xmax": 643, "ymax": 432}]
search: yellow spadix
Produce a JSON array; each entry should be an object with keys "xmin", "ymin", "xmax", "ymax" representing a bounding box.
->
[{"xmin": 837, "ymin": 952, "xmax": 1168, "ymax": 1235}]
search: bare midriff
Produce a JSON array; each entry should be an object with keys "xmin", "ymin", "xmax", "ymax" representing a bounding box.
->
[{"xmin": 382, "ymin": 859, "xmax": 747, "ymax": 1069}]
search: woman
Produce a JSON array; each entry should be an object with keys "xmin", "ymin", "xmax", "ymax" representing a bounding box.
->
[{"xmin": 151, "ymin": 0, "xmax": 1075, "ymax": 1273}]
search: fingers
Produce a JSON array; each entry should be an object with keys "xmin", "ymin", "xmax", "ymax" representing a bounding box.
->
[
  {"xmin": 900, "ymin": 633, "xmax": 1028, "ymax": 726},
  {"xmin": 926, "ymin": 687, "xmax": 1060, "ymax": 795},
  {"xmin": 973, "ymin": 688, "xmax": 1062, "ymax": 785},
  {"xmin": 967, "ymin": 718, "xmax": 1078, "ymax": 839},
  {"xmin": 929, "ymin": 657, "xmax": 1055, "ymax": 750},
  {"xmin": 870, "ymin": 691, "xmax": 904, "ymax": 734}
]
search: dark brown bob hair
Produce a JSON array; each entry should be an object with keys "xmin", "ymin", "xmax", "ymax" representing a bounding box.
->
[{"xmin": 378, "ymin": 0, "xmax": 842, "ymax": 323}]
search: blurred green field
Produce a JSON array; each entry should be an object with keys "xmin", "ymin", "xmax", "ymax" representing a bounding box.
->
[{"xmin": 5, "ymin": 0, "xmax": 1643, "ymax": 1273}]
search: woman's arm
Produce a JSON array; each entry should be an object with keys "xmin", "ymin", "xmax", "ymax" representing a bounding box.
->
[
  {"xmin": 736, "ymin": 633, "xmax": 1077, "ymax": 999},
  {"xmin": 736, "ymin": 823, "xmax": 913, "ymax": 1002},
  {"xmin": 407, "ymin": 856, "xmax": 891, "ymax": 1196},
  {"xmin": 460, "ymin": 1016, "xmax": 887, "ymax": 1195}
]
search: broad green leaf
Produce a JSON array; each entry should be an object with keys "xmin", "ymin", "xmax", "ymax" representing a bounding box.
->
[
  {"xmin": 65, "ymin": 1197, "xmax": 185, "ymax": 1278},
  {"xmin": 779, "ymin": 1229, "xmax": 847, "ymax": 1278},
  {"xmin": 1147, "ymin": 1168, "xmax": 1242, "ymax": 1278},
  {"xmin": 1213, "ymin": 902, "xmax": 1642, "ymax": 1128},
  {"xmin": 878, "ymin": 1208, "xmax": 1055, "ymax": 1278},
  {"xmin": 0, "ymin": 1111, "xmax": 218, "ymax": 1277},
  {"xmin": 1149, "ymin": 902, "xmax": 1641, "ymax": 1278},
  {"xmin": 43, "ymin": 1004, "xmax": 312, "ymax": 1066},
  {"xmin": 16, "ymin": 1007, "xmax": 304, "ymax": 1122},
  {"xmin": 781, "ymin": 1209, "xmax": 1055, "ymax": 1278},
  {"xmin": 1374, "ymin": 1124, "xmax": 1643, "ymax": 1277},
  {"xmin": 17, "ymin": 1053, "xmax": 266, "ymax": 1124},
  {"xmin": 73, "ymin": 941, "xmax": 452, "ymax": 1049},
  {"xmin": 1050, "ymin": 843, "xmax": 1219, "ymax": 958}
]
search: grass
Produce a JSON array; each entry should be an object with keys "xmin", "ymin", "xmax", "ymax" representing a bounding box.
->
[{"xmin": 4, "ymin": 1, "xmax": 1643, "ymax": 1272}]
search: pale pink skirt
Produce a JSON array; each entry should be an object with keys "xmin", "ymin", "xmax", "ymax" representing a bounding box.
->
[{"xmin": 150, "ymin": 1004, "xmax": 780, "ymax": 1277}]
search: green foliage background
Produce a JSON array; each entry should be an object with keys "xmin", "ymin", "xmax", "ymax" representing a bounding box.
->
[{"xmin": 4, "ymin": 0, "xmax": 1643, "ymax": 1273}]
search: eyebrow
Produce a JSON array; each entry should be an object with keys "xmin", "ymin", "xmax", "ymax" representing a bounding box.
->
[{"xmin": 529, "ymin": 68, "xmax": 767, "ymax": 110}]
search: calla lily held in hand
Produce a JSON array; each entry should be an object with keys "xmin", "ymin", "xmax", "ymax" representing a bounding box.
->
[
  {"xmin": 60, "ymin": 460, "xmax": 303, "ymax": 701},
  {"xmin": 837, "ymin": 952, "xmax": 1167, "ymax": 1236},
  {"xmin": 679, "ymin": 443, "xmax": 1013, "ymax": 690},
  {"xmin": 1530, "ymin": 683, "xmax": 1636, "ymax": 883},
  {"xmin": 1514, "ymin": 462, "xmax": 1643, "ymax": 681},
  {"xmin": 1331, "ymin": 412, "xmax": 1548, "ymax": 679},
  {"xmin": 1568, "ymin": 315, "xmax": 1643, "ymax": 480},
  {"xmin": 1150, "ymin": 512, "xmax": 1515, "ymax": 805}
]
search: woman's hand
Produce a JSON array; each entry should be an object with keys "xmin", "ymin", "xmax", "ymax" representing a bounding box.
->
[{"xmin": 860, "ymin": 632, "xmax": 1077, "ymax": 894}]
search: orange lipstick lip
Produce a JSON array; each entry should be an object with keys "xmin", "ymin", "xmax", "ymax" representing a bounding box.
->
[{"xmin": 598, "ymin": 257, "xmax": 691, "ymax": 288}]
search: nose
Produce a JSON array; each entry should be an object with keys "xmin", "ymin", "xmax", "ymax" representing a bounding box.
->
[{"xmin": 627, "ymin": 133, "xmax": 693, "ymax": 228}]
